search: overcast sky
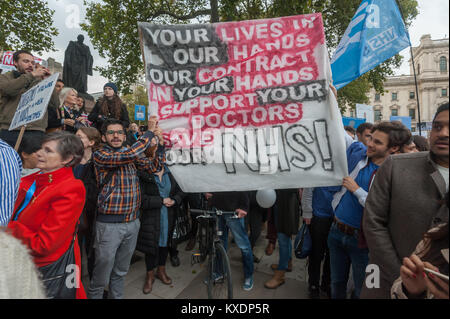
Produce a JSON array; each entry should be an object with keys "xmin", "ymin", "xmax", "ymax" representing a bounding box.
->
[{"xmin": 38, "ymin": 0, "xmax": 449, "ymax": 94}]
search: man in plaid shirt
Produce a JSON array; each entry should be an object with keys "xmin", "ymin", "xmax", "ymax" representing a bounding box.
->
[{"xmin": 88, "ymin": 117, "xmax": 163, "ymax": 299}]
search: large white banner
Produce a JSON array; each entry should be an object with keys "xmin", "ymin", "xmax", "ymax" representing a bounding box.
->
[
  {"xmin": 139, "ymin": 14, "xmax": 348, "ymax": 192},
  {"xmin": 9, "ymin": 73, "xmax": 59, "ymax": 131}
]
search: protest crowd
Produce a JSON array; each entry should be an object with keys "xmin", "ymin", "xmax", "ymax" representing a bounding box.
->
[{"xmin": 0, "ymin": 10, "xmax": 448, "ymax": 301}]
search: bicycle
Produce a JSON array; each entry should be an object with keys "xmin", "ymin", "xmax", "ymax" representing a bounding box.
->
[{"xmin": 190, "ymin": 208, "xmax": 237, "ymax": 299}]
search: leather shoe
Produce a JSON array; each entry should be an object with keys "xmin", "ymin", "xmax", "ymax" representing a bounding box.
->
[
  {"xmin": 265, "ymin": 242, "xmax": 275, "ymax": 256},
  {"xmin": 143, "ymin": 270, "xmax": 155, "ymax": 294},
  {"xmin": 170, "ymin": 255, "xmax": 181, "ymax": 267},
  {"xmin": 156, "ymin": 266, "xmax": 172, "ymax": 285}
]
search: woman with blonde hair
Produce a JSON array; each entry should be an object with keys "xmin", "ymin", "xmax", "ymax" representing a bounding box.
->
[{"xmin": 47, "ymin": 87, "xmax": 79, "ymax": 133}]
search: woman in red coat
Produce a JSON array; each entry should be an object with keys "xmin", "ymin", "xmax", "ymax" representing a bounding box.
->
[{"xmin": 8, "ymin": 131, "xmax": 87, "ymax": 299}]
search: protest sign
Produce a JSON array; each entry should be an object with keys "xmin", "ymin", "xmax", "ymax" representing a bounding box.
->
[
  {"xmin": 356, "ymin": 104, "xmax": 374, "ymax": 123},
  {"xmin": 390, "ymin": 116, "xmax": 411, "ymax": 130},
  {"xmin": 342, "ymin": 117, "xmax": 366, "ymax": 129},
  {"xmin": 138, "ymin": 14, "xmax": 348, "ymax": 192},
  {"xmin": 135, "ymin": 104, "xmax": 146, "ymax": 121},
  {"xmin": 9, "ymin": 73, "xmax": 59, "ymax": 131}
]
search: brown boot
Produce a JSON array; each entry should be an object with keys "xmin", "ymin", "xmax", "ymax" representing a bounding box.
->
[
  {"xmin": 264, "ymin": 270, "xmax": 286, "ymax": 289},
  {"xmin": 270, "ymin": 259, "xmax": 293, "ymax": 272},
  {"xmin": 265, "ymin": 242, "xmax": 275, "ymax": 256},
  {"xmin": 143, "ymin": 270, "xmax": 155, "ymax": 294},
  {"xmin": 156, "ymin": 266, "xmax": 172, "ymax": 285}
]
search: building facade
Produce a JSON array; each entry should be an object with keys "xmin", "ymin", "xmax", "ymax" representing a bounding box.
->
[{"xmin": 345, "ymin": 34, "xmax": 449, "ymax": 132}]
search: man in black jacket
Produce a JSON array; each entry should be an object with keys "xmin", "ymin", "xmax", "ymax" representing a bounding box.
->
[{"xmin": 207, "ymin": 191, "xmax": 254, "ymax": 291}]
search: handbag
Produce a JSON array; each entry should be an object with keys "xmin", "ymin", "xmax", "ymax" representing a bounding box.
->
[
  {"xmin": 294, "ymin": 223, "xmax": 312, "ymax": 259},
  {"xmin": 38, "ymin": 226, "xmax": 78, "ymax": 299},
  {"xmin": 172, "ymin": 206, "xmax": 191, "ymax": 244}
]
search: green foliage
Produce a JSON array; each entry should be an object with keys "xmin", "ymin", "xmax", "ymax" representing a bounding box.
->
[
  {"xmin": 81, "ymin": 0, "xmax": 419, "ymax": 113},
  {"xmin": 0, "ymin": 0, "xmax": 58, "ymax": 54},
  {"xmin": 121, "ymin": 85, "xmax": 150, "ymax": 124}
]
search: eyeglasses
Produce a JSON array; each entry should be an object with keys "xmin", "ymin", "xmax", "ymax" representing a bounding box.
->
[{"xmin": 106, "ymin": 130, "xmax": 125, "ymax": 135}]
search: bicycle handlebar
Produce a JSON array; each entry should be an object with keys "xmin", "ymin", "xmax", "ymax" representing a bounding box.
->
[{"xmin": 190, "ymin": 208, "xmax": 238, "ymax": 218}]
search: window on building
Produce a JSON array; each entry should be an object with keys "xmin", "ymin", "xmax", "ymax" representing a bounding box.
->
[
  {"xmin": 375, "ymin": 110, "xmax": 382, "ymax": 121},
  {"xmin": 391, "ymin": 109, "xmax": 398, "ymax": 116},
  {"xmin": 411, "ymin": 127, "xmax": 416, "ymax": 132},
  {"xmin": 440, "ymin": 56, "xmax": 447, "ymax": 72},
  {"xmin": 442, "ymin": 88, "xmax": 448, "ymax": 97},
  {"xmin": 409, "ymin": 92, "xmax": 415, "ymax": 99},
  {"xmin": 350, "ymin": 110, "xmax": 354, "ymax": 117},
  {"xmin": 392, "ymin": 92, "xmax": 398, "ymax": 101},
  {"xmin": 409, "ymin": 108, "xmax": 415, "ymax": 120},
  {"xmin": 375, "ymin": 93, "xmax": 381, "ymax": 101},
  {"xmin": 417, "ymin": 64, "xmax": 421, "ymax": 75}
]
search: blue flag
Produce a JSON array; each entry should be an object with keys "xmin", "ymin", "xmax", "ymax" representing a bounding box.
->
[
  {"xmin": 390, "ymin": 116, "xmax": 412, "ymax": 130},
  {"xmin": 134, "ymin": 104, "xmax": 146, "ymax": 121},
  {"xmin": 331, "ymin": 0, "xmax": 411, "ymax": 89}
]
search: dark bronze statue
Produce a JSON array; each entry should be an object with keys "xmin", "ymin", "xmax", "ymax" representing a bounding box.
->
[{"xmin": 63, "ymin": 34, "xmax": 93, "ymax": 94}]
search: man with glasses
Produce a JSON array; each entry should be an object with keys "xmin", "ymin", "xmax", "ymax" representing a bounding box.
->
[{"xmin": 88, "ymin": 117, "xmax": 163, "ymax": 299}]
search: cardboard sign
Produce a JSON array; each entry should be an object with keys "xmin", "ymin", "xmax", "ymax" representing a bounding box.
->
[
  {"xmin": 9, "ymin": 73, "xmax": 59, "ymax": 131},
  {"xmin": 139, "ymin": 14, "xmax": 348, "ymax": 192},
  {"xmin": 135, "ymin": 104, "xmax": 146, "ymax": 121}
]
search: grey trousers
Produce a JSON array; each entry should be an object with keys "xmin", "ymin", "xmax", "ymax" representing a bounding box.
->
[{"xmin": 87, "ymin": 219, "xmax": 140, "ymax": 299}]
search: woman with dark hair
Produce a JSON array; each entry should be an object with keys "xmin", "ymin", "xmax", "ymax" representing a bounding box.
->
[
  {"xmin": 88, "ymin": 82, "xmax": 130, "ymax": 130},
  {"xmin": 74, "ymin": 127, "xmax": 102, "ymax": 280},
  {"xmin": 412, "ymin": 135, "xmax": 430, "ymax": 152},
  {"xmin": 18, "ymin": 134, "xmax": 43, "ymax": 177},
  {"xmin": 136, "ymin": 128, "xmax": 185, "ymax": 294},
  {"xmin": 8, "ymin": 131, "xmax": 87, "ymax": 299},
  {"xmin": 391, "ymin": 193, "xmax": 449, "ymax": 299},
  {"xmin": 75, "ymin": 97, "xmax": 93, "ymax": 127}
]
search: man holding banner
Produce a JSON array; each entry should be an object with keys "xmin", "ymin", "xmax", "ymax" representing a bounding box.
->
[{"xmin": 0, "ymin": 50, "xmax": 52, "ymax": 148}]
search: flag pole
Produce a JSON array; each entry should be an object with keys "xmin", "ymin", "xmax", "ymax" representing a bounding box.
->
[{"xmin": 395, "ymin": 0, "xmax": 422, "ymax": 136}]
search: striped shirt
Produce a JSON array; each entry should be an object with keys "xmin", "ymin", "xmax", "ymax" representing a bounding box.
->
[
  {"xmin": 94, "ymin": 131, "xmax": 163, "ymax": 222},
  {"xmin": 0, "ymin": 139, "xmax": 22, "ymax": 226}
]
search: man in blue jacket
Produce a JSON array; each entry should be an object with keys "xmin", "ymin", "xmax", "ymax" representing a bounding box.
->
[{"xmin": 328, "ymin": 121, "xmax": 411, "ymax": 299}]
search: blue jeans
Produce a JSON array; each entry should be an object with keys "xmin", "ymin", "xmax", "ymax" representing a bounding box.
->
[
  {"xmin": 218, "ymin": 215, "xmax": 254, "ymax": 279},
  {"xmin": 327, "ymin": 223, "xmax": 369, "ymax": 299},
  {"xmin": 277, "ymin": 232, "xmax": 292, "ymax": 270}
]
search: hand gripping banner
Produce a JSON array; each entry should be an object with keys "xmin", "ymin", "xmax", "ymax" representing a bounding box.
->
[{"xmin": 138, "ymin": 14, "xmax": 348, "ymax": 192}]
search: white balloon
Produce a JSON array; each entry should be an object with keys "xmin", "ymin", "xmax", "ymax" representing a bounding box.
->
[{"xmin": 256, "ymin": 189, "xmax": 276, "ymax": 208}]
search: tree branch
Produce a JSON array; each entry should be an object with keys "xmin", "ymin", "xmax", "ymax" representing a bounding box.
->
[{"xmin": 150, "ymin": 8, "xmax": 211, "ymax": 21}]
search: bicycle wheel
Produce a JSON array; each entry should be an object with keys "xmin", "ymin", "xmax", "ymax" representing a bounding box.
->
[{"xmin": 207, "ymin": 242, "xmax": 233, "ymax": 299}]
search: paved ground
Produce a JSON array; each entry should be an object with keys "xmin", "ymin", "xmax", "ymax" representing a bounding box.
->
[{"xmin": 81, "ymin": 221, "xmax": 328, "ymax": 299}]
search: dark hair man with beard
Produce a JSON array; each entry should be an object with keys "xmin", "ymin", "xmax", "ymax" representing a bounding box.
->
[{"xmin": 361, "ymin": 103, "xmax": 449, "ymax": 299}]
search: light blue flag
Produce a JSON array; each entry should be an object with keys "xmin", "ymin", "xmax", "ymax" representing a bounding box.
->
[
  {"xmin": 331, "ymin": 0, "xmax": 411, "ymax": 89},
  {"xmin": 342, "ymin": 117, "xmax": 367, "ymax": 129},
  {"xmin": 390, "ymin": 116, "xmax": 412, "ymax": 130}
]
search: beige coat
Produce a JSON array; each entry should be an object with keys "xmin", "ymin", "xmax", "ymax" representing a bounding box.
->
[
  {"xmin": 361, "ymin": 152, "xmax": 448, "ymax": 299},
  {"xmin": 0, "ymin": 71, "xmax": 48, "ymax": 131}
]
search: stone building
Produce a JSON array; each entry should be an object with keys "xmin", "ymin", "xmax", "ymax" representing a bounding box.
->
[
  {"xmin": 345, "ymin": 34, "xmax": 449, "ymax": 132},
  {"xmin": 46, "ymin": 57, "xmax": 63, "ymax": 77}
]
